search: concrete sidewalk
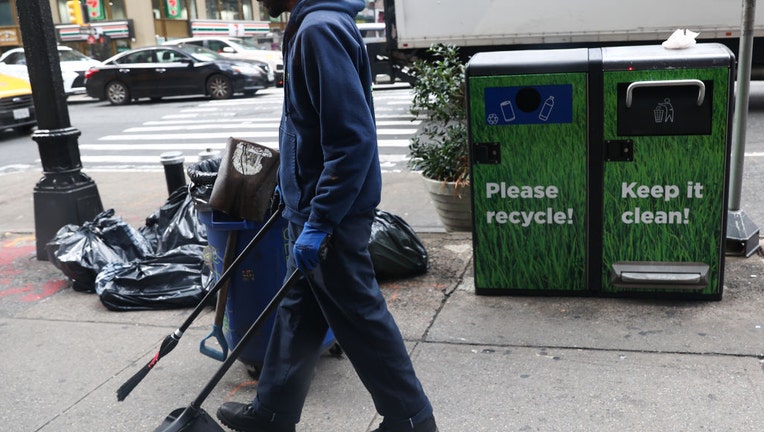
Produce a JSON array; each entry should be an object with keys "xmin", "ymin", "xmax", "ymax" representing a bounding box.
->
[{"xmin": 1, "ymin": 167, "xmax": 763, "ymax": 431}]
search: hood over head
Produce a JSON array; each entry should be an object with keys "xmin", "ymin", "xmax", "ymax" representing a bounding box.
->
[
  {"xmin": 284, "ymin": 0, "xmax": 365, "ymax": 46},
  {"xmin": 292, "ymin": 0, "xmax": 365, "ymax": 19}
]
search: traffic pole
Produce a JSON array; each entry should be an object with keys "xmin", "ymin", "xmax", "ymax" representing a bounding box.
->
[
  {"xmin": 727, "ymin": 0, "xmax": 761, "ymax": 257},
  {"xmin": 16, "ymin": 0, "xmax": 103, "ymax": 260}
]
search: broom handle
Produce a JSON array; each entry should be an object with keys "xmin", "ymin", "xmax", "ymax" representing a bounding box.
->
[
  {"xmin": 214, "ymin": 230, "xmax": 238, "ymax": 326},
  {"xmin": 190, "ymin": 269, "xmax": 300, "ymax": 409},
  {"xmin": 175, "ymin": 207, "xmax": 283, "ymax": 336}
]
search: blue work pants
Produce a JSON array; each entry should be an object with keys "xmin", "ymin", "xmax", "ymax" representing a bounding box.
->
[{"xmin": 251, "ymin": 212, "xmax": 433, "ymax": 430}]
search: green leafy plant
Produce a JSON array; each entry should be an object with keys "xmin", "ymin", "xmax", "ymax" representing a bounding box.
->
[{"xmin": 408, "ymin": 44, "xmax": 469, "ymax": 187}]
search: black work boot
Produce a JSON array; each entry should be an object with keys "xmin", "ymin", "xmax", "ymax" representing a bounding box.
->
[
  {"xmin": 371, "ymin": 415, "xmax": 438, "ymax": 432},
  {"xmin": 216, "ymin": 402, "xmax": 295, "ymax": 432}
]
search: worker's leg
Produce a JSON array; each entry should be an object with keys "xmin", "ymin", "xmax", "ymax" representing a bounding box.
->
[{"xmin": 307, "ymin": 212, "xmax": 434, "ymax": 430}]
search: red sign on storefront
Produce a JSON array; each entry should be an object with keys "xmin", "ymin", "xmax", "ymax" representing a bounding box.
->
[
  {"xmin": 86, "ymin": 0, "xmax": 106, "ymax": 21},
  {"xmin": 165, "ymin": 0, "xmax": 181, "ymax": 18}
]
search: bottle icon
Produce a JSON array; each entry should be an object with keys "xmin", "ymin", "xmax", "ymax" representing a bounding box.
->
[{"xmin": 539, "ymin": 96, "xmax": 555, "ymax": 121}]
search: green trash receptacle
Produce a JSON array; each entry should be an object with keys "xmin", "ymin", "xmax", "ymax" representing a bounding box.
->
[
  {"xmin": 467, "ymin": 48, "xmax": 590, "ymax": 295},
  {"xmin": 467, "ymin": 43, "xmax": 734, "ymax": 300}
]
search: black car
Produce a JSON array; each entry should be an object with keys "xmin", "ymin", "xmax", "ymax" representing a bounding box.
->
[{"xmin": 84, "ymin": 45, "xmax": 272, "ymax": 105}]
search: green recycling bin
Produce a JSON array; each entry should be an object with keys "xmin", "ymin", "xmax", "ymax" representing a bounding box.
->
[
  {"xmin": 467, "ymin": 48, "xmax": 590, "ymax": 295},
  {"xmin": 467, "ymin": 43, "xmax": 733, "ymax": 300}
]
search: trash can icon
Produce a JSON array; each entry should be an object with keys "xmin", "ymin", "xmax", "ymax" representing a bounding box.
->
[{"xmin": 653, "ymin": 104, "xmax": 665, "ymax": 123}]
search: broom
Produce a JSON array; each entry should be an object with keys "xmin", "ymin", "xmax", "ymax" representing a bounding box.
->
[{"xmin": 116, "ymin": 206, "xmax": 283, "ymax": 401}]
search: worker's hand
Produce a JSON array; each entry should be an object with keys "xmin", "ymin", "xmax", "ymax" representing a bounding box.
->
[
  {"xmin": 293, "ymin": 223, "xmax": 329, "ymax": 273},
  {"xmin": 269, "ymin": 185, "xmax": 283, "ymax": 215}
]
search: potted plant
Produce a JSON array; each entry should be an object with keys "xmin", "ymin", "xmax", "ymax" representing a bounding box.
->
[{"xmin": 408, "ymin": 43, "xmax": 471, "ymax": 232}]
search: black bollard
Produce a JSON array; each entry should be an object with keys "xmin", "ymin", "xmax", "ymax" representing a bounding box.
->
[{"xmin": 160, "ymin": 151, "xmax": 187, "ymax": 195}]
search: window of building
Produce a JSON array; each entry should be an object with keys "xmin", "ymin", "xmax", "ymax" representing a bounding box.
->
[
  {"xmin": 110, "ymin": 0, "xmax": 127, "ymax": 20},
  {"xmin": 206, "ymin": 0, "xmax": 259, "ymax": 21},
  {"xmin": 205, "ymin": 0, "xmax": 218, "ymax": 19},
  {"xmin": 0, "ymin": 0, "xmax": 13, "ymax": 26}
]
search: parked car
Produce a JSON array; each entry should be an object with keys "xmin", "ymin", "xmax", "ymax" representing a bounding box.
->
[
  {"xmin": 0, "ymin": 73, "xmax": 36, "ymax": 134},
  {"xmin": 0, "ymin": 46, "xmax": 102, "ymax": 96},
  {"xmin": 84, "ymin": 45, "xmax": 272, "ymax": 105},
  {"xmin": 162, "ymin": 36, "xmax": 283, "ymax": 87}
]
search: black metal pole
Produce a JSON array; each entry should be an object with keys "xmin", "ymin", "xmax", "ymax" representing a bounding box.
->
[{"xmin": 16, "ymin": 0, "xmax": 103, "ymax": 260}]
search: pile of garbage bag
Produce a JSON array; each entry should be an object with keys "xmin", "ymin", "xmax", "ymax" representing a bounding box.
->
[
  {"xmin": 47, "ymin": 186, "xmax": 210, "ymax": 311},
  {"xmin": 46, "ymin": 154, "xmax": 429, "ymax": 312}
]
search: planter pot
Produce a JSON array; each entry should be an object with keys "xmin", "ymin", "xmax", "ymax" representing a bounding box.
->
[{"xmin": 422, "ymin": 176, "xmax": 472, "ymax": 232}]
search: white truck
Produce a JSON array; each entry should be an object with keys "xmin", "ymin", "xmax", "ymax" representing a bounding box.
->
[{"xmin": 379, "ymin": 0, "xmax": 764, "ymax": 81}]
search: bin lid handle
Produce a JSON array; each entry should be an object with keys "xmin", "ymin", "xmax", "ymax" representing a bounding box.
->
[{"xmin": 625, "ymin": 79, "xmax": 705, "ymax": 108}]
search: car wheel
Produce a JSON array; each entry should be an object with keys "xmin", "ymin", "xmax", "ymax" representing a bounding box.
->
[
  {"xmin": 207, "ymin": 74, "xmax": 233, "ymax": 100},
  {"xmin": 106, "ymin": 81, "xmax": 130, "ymax": 105}
]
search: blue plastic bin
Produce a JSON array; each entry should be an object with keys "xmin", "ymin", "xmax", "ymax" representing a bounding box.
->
[{"xmin": 199, "ymin": 210, "xmax": 336, "ymax": 373}]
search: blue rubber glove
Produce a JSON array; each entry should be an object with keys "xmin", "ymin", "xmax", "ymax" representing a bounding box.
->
[{"xmin": 293, "ymin": 223, "xmax": 329, "ymax": 273}]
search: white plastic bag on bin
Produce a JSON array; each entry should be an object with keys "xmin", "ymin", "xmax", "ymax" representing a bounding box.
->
[{"xmin": 662, "ymin": 29, "xmax": 699, "ymax": 49}]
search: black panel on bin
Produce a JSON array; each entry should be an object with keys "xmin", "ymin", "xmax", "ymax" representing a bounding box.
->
[{"xmin": 616, "ymin": 81, "xmax": 713, "ymax": 136}]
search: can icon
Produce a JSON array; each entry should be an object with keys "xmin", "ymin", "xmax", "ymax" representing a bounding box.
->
[{"xmin": 500, "ymin": 100, "xmax": 516, "ymax": 122}]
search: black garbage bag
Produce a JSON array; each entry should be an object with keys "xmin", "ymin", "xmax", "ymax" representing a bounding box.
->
[
  {"xmin": 46, "ymin": 209, "xmax": 154, "ymax": 292},
  {"xmin": 140, "ymin": 186, "xmax": 207, "ymax": 254},
  {"xmin": 95, "ymin": 244, "xmax": 210, "ymax": 311},
  {"xmin": 369, "ymin": 209, "xmax": 428, "ymax": 279},
  {"xmin": 186, "ymin": 157, "xmax": 221, "ymax": 204},
  {"xmin": 45, "ymin": 223, "xmax": 80, "ymax": 270}
]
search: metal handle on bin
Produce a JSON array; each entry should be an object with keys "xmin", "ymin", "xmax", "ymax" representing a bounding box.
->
[{"xmin": 625, "ymin": 79, "xmax": 706, "ymax": 108}]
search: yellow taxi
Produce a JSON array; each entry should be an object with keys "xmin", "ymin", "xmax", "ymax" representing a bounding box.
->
[{"xmin": 0, "ymin": 73, "xmax": 36, "ymax": 134}]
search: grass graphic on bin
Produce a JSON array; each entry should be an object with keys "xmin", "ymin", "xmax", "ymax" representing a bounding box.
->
[
  {"xmin": 601, "ymin": 67, "xmax": 730, "ymax": 295},
  {"xmin": 469, "ymin": 73, "xmax": 588, "ymax": 291}
]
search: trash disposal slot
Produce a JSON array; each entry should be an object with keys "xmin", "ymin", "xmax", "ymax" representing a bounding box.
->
[
  {"xmin": 625, "ymin": 79, "xmax": 706, "ymax": 108},
  {"xmin": 611, "ymin": 262, "xmax": 709, "ymax": 290}
]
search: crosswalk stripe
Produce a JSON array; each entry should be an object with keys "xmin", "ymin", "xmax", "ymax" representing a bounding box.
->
[
  {"xmin": 143, "ymin": 118, "xmax": 281, "ymax": 125},
  {"xmin": 141, "ymin": 114, "xmax": 415, "ymax": 125},
  {"xmin": 80, "ymin": 154, "xmax": 409, "ymax": 165},
  {"xmin": 99, "ymin": 130, "xmax": 418, "ymax": 141},
  {"xmin": 140, "ymin": 115, "xmax": 414, "ymax": 125},
  {"xmin": 74, "ymin": 88, "xmax": 415, "ymax": 172},
  {"xmin": 80, "ymin": 138, "xmax": 412, "ymax": 151},
  {"xmin": 122, "ymin": 121, "xmax": 419, "ymax": 133},
  {"xmin": 99, "ymin": 132, "xmax": 280, "ymax": 140}
]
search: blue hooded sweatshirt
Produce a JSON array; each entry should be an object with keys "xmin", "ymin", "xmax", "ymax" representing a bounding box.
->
[{"xmin": 278, "ymin": 0, "xmax": 381, "ymax": 234}]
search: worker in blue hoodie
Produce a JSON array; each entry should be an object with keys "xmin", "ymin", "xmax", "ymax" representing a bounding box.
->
[{"xmin": 215, "ymin": 1, "xmax": 438, "ymax": 432}]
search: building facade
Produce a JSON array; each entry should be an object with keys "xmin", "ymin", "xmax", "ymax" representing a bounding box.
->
[{"xmin": 1, "ymin": 0, "xmax": 382, "ymax": 60}]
